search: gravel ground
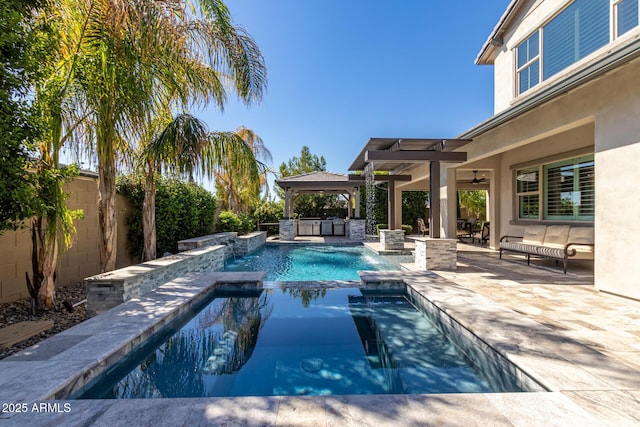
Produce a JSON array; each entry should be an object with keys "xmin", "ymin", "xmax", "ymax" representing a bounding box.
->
[{"xmin": 0, "ymin": 281, "xmax": 87, "ymax": 360}]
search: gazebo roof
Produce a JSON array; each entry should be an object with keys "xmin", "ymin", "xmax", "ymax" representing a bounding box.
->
[{"xmin": 276, "ymin": 171, "xmax": 364, "ymax": 192}]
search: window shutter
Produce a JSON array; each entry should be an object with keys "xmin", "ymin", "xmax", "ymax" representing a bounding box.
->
[
  {"xmin": 544, "ymin": 157, "xmax": 594, "ymax": 220},
  {"xmin": 543, "ymin": 0, "xmax": 609, "ymax": 80},
  {"xmin": 618, "ymin": 0, "xmax": 639, "ymax": 37}
]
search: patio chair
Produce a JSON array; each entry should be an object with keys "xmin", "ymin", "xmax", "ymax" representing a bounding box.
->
[
  {"xmin": 473, "ymin": 221, "xmax": 490, "ymax": 245},
  {"xmin": 417, "ymin": 218, "xmax": 428, "ymax": 236},
  {"xmin": 457, "ymin": 218, "xmax": 476, "ymax": 241}
]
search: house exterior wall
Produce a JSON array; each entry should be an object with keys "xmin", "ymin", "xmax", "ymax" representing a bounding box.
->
[
  {"xmin": 492, "ymin": 0, "xmax": 640, "ymax": 113},
  {"xmin": 0, "ymin": 175, "xmax": 134, "ymax": 303},
  {"xmin": 465, "ymin": 0, "xmax": 640, "ymax": 300}
]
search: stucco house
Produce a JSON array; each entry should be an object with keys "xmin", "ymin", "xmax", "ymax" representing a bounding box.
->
[{"xmin": 351, "ymin": 0, "xmax": 640, "ymax": 300}]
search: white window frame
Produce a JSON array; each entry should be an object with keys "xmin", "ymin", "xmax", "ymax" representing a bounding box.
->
[
  {"xmin": 515, "ymin": 166, "xmax": 541, "ymax": 220},
  {"xmin": 514, "ymin": 154, "xmax": 595, "ymax": 222},
  {"xmin": 515, "ymin": 30, "xmax": 541, "ymax": 96},
  {"xmin": 514, "ymin": 0, "xmax": 640, "ymax": 97},
  {"xmin": 612, "ymin": 0, "xmax": 640, "ymax": 39}
]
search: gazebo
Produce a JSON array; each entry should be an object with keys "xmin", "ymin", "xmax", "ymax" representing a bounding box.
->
[{"xmin": 275, "ymin": 171, "xmax": 366, "ymax": 241}]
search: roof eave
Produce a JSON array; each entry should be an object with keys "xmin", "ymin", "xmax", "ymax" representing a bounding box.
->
[
  {"xmin": 475, "ymin": 0, "xmax": 523, "ymax": 65},
  {"xmin": 462, "ymin": 37, "xmax": 640, "ymax": 139}
]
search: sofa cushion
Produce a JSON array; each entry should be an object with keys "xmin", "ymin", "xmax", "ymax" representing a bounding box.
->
[
  {"xmin": 567, "ymin": 227, "xmax": 594, "ymax": 259},
  {"xmin": 568, "ymin": 227, "xmax": 594, "ymax": 245},
  {"xmin": 522, "ymin": 225, "xmax": 547, "ymax": 245},
  {"xmin": 542, "ymin": 225, "xmax": 570, "ymax": 248}
]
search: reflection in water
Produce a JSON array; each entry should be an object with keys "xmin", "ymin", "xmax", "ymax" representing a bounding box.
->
[
  {"xmin": 88, "ymin": 288, "xmax": 524, "ymax": 399},
  {"xmin": 282, "ymin": 287, "xmax": 327, "ymax": 307},
  {"xmin": 110, "ymin": 292, "xmax": 272, "ymax": 398}
]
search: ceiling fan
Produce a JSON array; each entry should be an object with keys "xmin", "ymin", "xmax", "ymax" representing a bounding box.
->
[{"xmin": 470, "ymin": 170, "xmax": 487, "ymax": 185}]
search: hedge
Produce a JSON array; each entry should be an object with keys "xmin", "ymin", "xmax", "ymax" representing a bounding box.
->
[{"xmin": 117, "ymin": 175, "xmax": 217, "ymax": 259}]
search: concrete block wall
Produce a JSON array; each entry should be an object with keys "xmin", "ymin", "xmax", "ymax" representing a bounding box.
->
[{"xmin": 0, "ymin": 175, "xmax": 133, "ymax": 303}]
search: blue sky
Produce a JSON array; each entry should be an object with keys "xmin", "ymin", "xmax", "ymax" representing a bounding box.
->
[{"xmin": 200, "ymin": 1, "xmax": 509, "ymax": 190}]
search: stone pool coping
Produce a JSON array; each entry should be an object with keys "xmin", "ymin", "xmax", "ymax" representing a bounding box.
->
[{"xmin": 0, "ymin": 270, "xmax": 635, "ymax": 425}]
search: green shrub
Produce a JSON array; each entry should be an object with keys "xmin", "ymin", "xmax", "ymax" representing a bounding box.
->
[
  {"xmin": 117, "ymin": 174, "xmax": 217, "ymax": 258},
  {"xmin": 238, "ymin": 213, "xmax": 256, "ymax": 234},
  {"xmin": 376, "ymin": 224, "xmax": 388, "ymax": 234},
  {"xmin": 216, "ymin": 210, "xmax": 242, "ymax": 233},
  {"xmin": 401, "ymin": 224, "xmax": 413, "ymax": 235},
  {"xmin": 252, "ymin": 200, "xmax": 283, "ymax": 235}
]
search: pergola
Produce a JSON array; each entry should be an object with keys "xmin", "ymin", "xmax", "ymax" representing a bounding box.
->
[
  {"xmin": 275, "ymin": 171, "xmax": 365, "ymax": 219},
  {"xmin": 348, "ymin": 138, "xmax": 471, "ymax": 237}
]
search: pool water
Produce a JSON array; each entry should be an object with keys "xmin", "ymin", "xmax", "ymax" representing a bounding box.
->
[
  {"xmin": 223, "ymin": 244, "xmax": 412, "ymax": 281},
  {"xmin": 80, "ymin": 287, "xmax": 524, "ymax": 398}
]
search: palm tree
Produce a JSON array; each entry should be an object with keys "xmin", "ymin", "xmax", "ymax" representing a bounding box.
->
[
  {"xmin": 57, "ymin": 0, "xmax": 266, "ymax": 272},
  {"xmin": 141, "ymin": 114, "xmax": 261, "ymax": 261},
  {"xmin": 216, "ymin": 126, "xmax": 272, "ymax": 212}
]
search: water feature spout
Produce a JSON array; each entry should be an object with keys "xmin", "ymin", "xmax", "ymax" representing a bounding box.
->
[{"xmin": 364, "ymin": 163, "xmax": 377, "ymax": 238}]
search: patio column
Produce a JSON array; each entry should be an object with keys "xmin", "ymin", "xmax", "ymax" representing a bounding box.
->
[
  {"xmin": 444, "ymin": 167, "xmax": 457, "ymax": 239},
  {"xmin": 284, "ymin": 189, "xmax": 295, "ymax": 219},
  {"xmin": 429, "ymin": 161, "xmax": 441, "ymax": 238},
  {"xmin": 354, "ymin": 187, "xmax": 361, "ymax": 219},
  {"xmin": 392, "ymin": 183, "xmax": 402, "ymax": 229}
]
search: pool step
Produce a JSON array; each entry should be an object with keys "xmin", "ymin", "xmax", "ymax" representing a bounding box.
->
[{"xmin": 211, "ymin": 271, "xmax": 266, "ymax": 292}]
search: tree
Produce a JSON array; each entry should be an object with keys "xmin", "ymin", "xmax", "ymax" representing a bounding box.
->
[
  {"xmin": 402, "ymin": 191, "xmax": 429, "ymax": 229},
  {"xmin": 0, "ymin": 0, "xmax": 40, "ymax": 232},
  {"xmin": 458, "ymin": 190, "xmax": 486, "ymax": 220},
  {"xmin": 58, "ymin": 0, "xmax": 266, "ymax": 272},
  {"xmin": 279, "ymin": 146, "xmax": 327, "ymax": 177},
  {"xmin": 278, "ymin": 146, "xmax": 339, "ymax": 218},
  {"xmin": 216, "ymin": 126, "xmax": 272, "ymax": 213},
  {"xmin": 0, "ymin": 0, "xmax": 83, "ymax": 310},
  {"xmin": 143, "ymin": 114, "xmax": 261, "ymax": 260}
]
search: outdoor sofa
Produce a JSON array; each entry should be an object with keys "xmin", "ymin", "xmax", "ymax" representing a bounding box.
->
[{"xmin": 499, "ymin": 225, "xmax": 594, "ymax": 273}]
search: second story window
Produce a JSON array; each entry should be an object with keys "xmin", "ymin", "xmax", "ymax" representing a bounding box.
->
[
  {"xmin": 543, "ymin": 0, "xmax": 609, "ymax": 80},
  {"xmin": 615, "ymin": 0, "xmax": 639, "ymax": 37},
  {"xmin": 514, "ymin": 0, "xmax": 639, "ymax": 96},
  {"xmin": 516, "ymin": 31, "xmax": 540, "ymax": 95}
]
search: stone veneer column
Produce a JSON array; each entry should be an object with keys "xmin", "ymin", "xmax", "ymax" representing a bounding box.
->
[
  {"xmin": 347, "ymin": 219, "xmax": 365, "ymax": 241},
  {"xmin": 414, "ymin": 238, "xmax": 457, "ymax": 270},
  {"xmin": 279, "ymin": 219, "xmax": 297, "ymax": 241},
  {"xmin": 379, "ymin": 229, "xmax": 405, "ymax": 250}
]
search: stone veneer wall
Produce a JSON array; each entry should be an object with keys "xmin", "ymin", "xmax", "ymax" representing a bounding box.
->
[
  {"xmin": 86, "ymin": 231, "xmax": 267, "ymax": 317},
  {"xmin": 379, "ymin": 229, "xmax": 405, "ymax": 250},
  {"xmin": 86, "ymin": 245, "xmax": 226, "ymax": 317},
  {"xmin": 279, "ymin": 219, "xmax": 297, "ymax": 241},
  {"xmin": 233, "ymin": 231, "xmax": 267, "ymax": 256},
  {"xmin": 177, "ymin": 232, "xmax": 237, "ymax": 252},
  {"xmin": 414, "ymin": 238, "xmax": 457, "ymax": 270},
  {"xmin": 347, "ymin": 219, "xmax": 365, "ymax": 241}
]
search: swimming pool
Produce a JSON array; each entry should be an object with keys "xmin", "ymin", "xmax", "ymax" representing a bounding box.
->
[
  {"xmin": 77, "ymin": 285, "xmax": 526, "ymax": 398},
  {"xmin": 223, "ymin": 244, "xmax": 412, "ymax": 281}
]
